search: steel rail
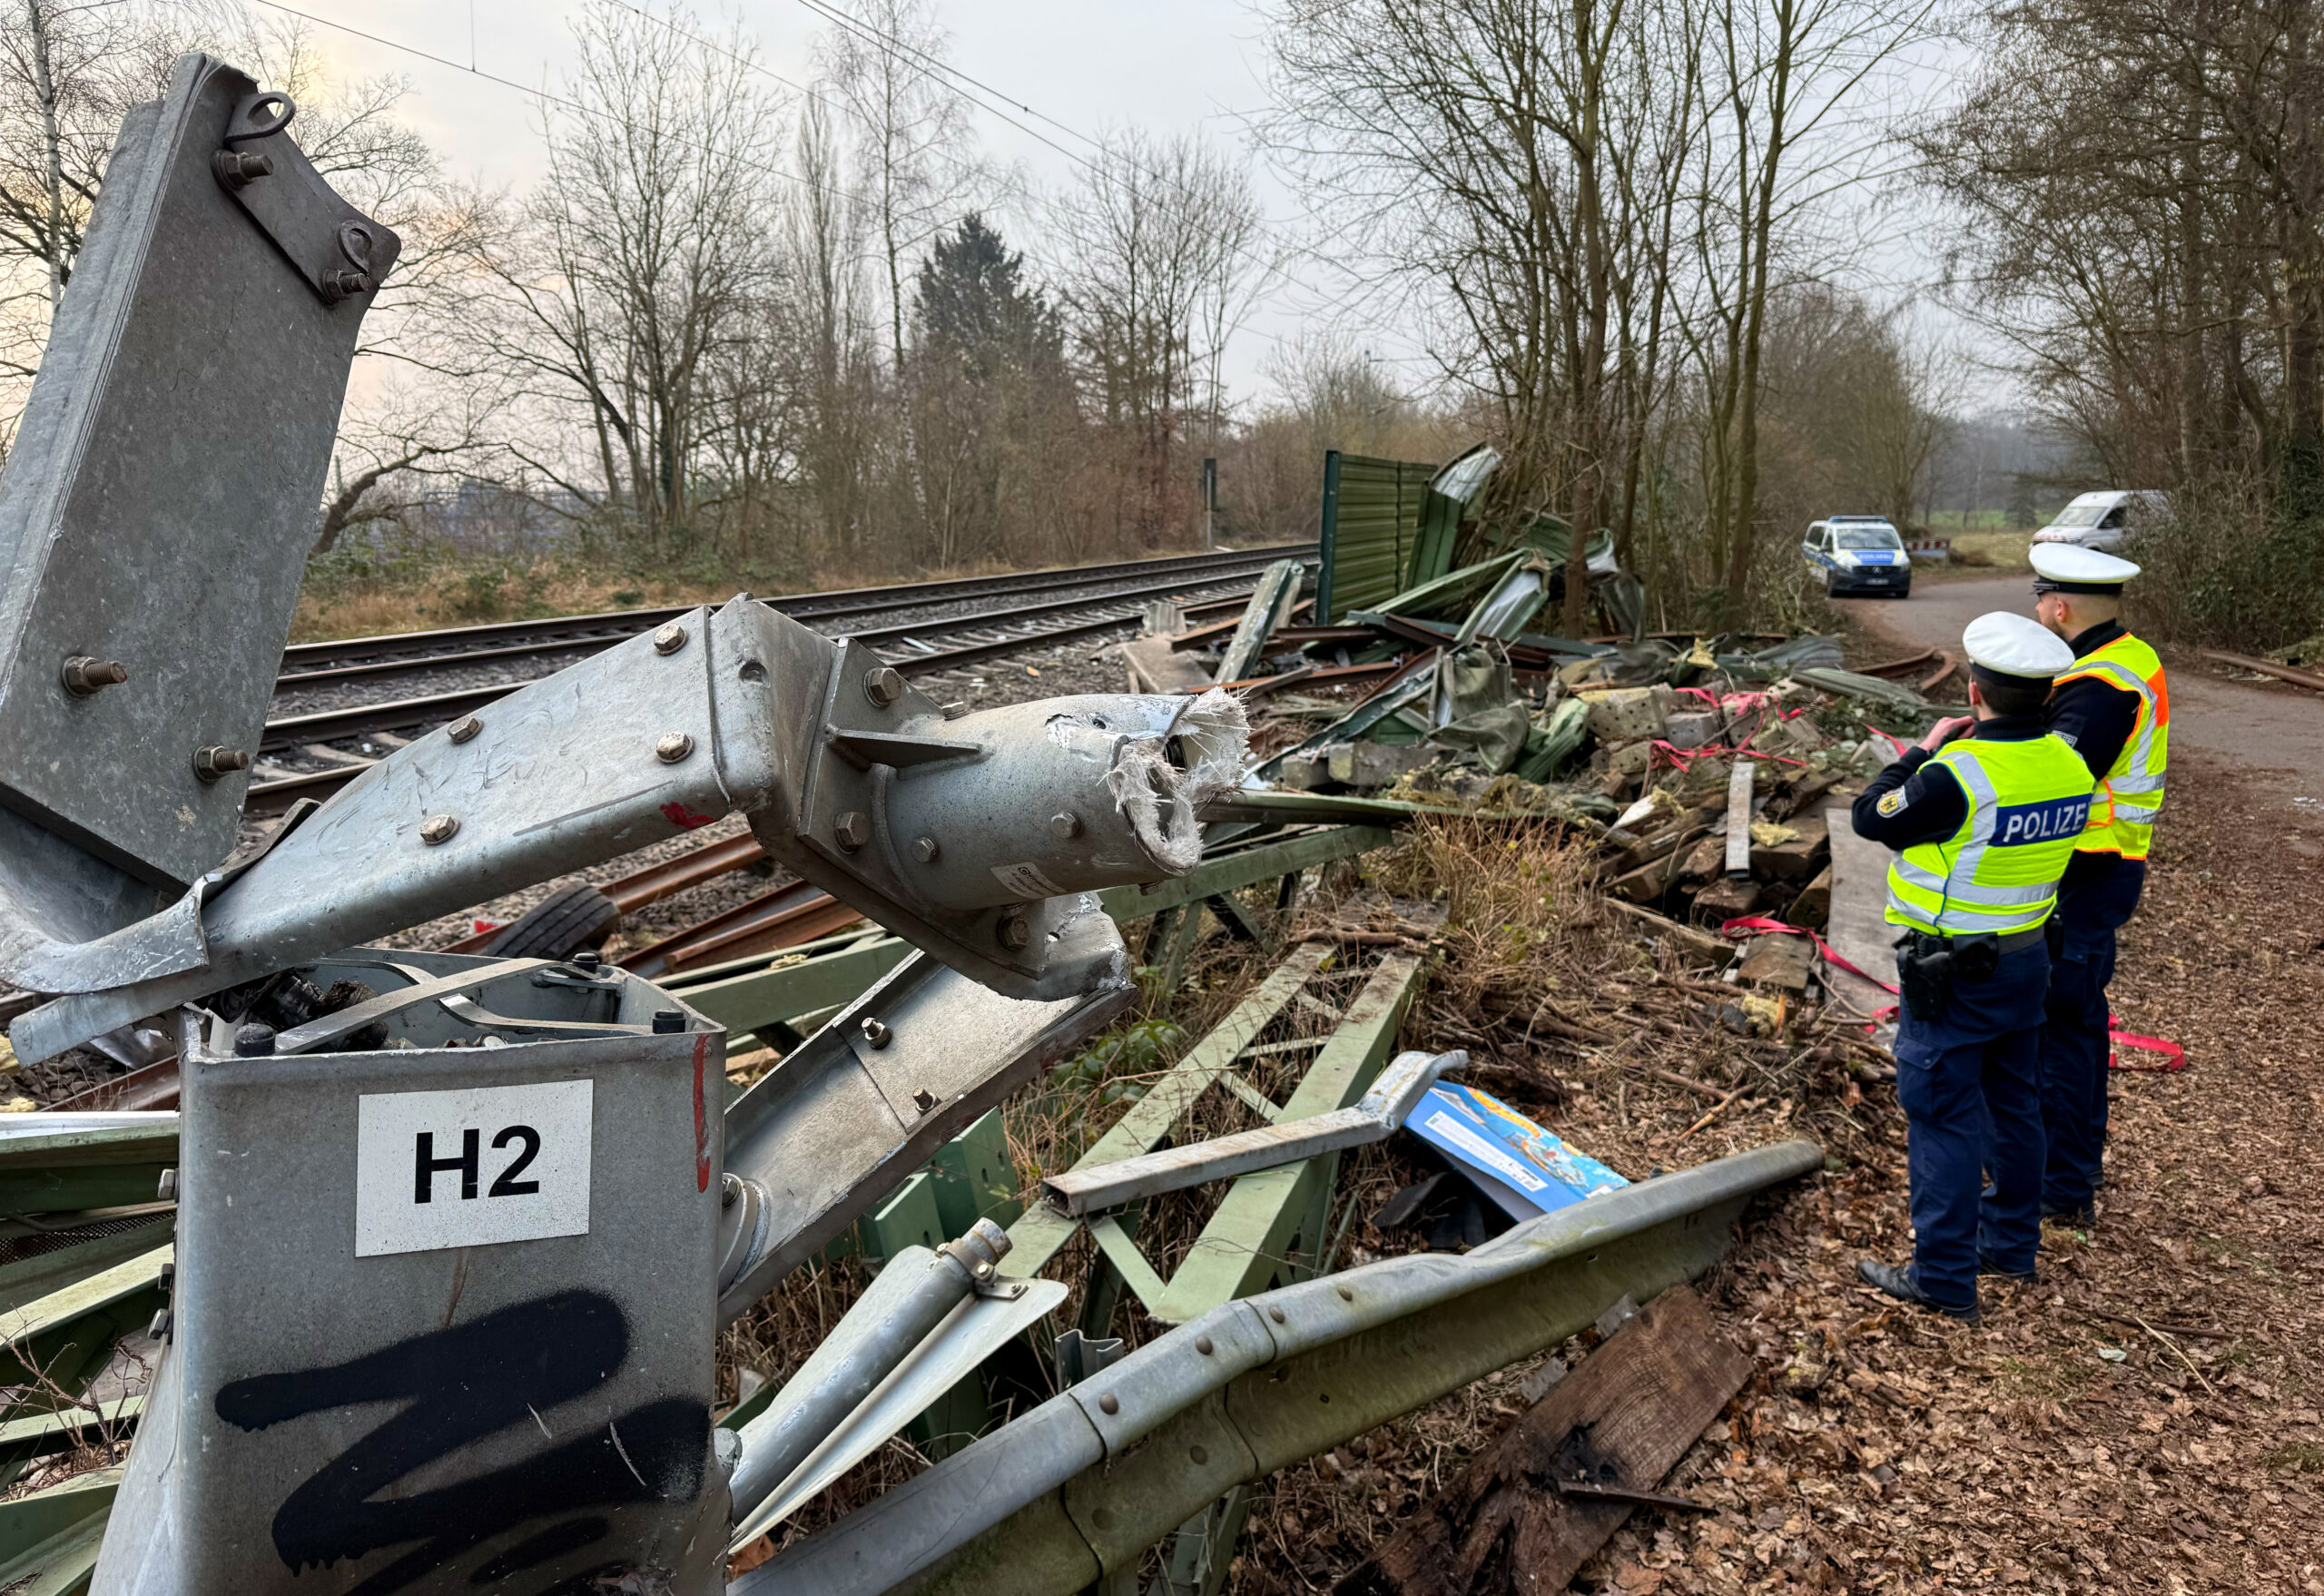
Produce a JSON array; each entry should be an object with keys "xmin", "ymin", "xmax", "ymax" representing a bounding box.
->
[
  {"xmin": 735, "ymin": 1138, "xmax": 1823, "ymax": 1596},
  {"xmin": 276, "ymin": 545, "xmax": 1315, "ymax": 685}
]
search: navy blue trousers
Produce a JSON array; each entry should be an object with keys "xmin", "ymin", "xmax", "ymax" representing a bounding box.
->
[
  {"xmin": 1895, "ymin": 941, "xmax": 2049, "ymax": 1311},
  {"xmin": 2040, "ymin": 855, "xmax": 2145, "ymax": 1211}
]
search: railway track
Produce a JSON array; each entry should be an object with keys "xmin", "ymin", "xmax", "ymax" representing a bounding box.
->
[
  {"xmin": 277, "ymin": 543, "xmax": 1311, "ymax": 688},
  {"xmin": 249, "ymin": 545, "xmax": 1314, "ymax": 814}
]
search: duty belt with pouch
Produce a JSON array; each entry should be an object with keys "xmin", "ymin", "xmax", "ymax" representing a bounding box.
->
[{"xmin": 1895, "ymin": 924, "xmax": 2045, "ymax": 1023}]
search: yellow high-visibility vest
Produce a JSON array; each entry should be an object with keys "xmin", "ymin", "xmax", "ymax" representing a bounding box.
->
[
  {"xmin": 2056, "ymin": 631, "xmax": 2168, "ymax": 861},
  {"xmin": 1884, "ymin": 734, "xmax": 2095, "ymax": 937}
]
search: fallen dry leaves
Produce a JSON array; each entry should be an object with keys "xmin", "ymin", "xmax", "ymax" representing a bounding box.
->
[{"xmin": 1223, "ymin": 751, "xmax": 2324, "ymax": 1595}]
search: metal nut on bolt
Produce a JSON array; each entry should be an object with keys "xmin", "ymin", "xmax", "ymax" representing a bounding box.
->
[
  {"xmin": 212, "ymin": 148, "xmax": 274, "ymax": 187},
  {"xmin": 911, "ymin": 836, "xmax": 940, "ymax": 863},
  {"xmin": 419, "ymin": 813, "xmax": 460, "ymax": 845},
  {"xmin": 862, "ymin": 665, "xmax": 906, "ymax": 708},
  {"xmin": 997, "ymin": 914, "xmax": 1031, "ymax": 951},
  {"xmin": 60, "ymin": 655, "xmax": 128, "ymax": 697},
  {"xmin": 833, "ymin": 811, "xmax": 872, "ymax": 852},
  {"xmin": 654, "ymin": 623, "xmax": 688, "ymax": 655},
  {"xmin": 447, "ymin": 714, "xmax": 482, "ymax": 744},
  {"xmin": 1050, "ymin": 812, "xmax": 1082, "ymax": 841},
  {"xmin": 192, "ymin": 745, "xmax": 250, "ymax": 783},
  {"xmin": 859, "ymin": 1016, "xmax": 892, "ymax": 1049},
  {"xmin": 655, "ymin": 732, "xmax": 694, "ymax": 764}
]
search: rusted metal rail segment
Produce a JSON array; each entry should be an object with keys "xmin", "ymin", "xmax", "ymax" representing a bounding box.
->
[
  {"xmin": 738, "ymin": 1138, "xmax": 1824, "ymax": 1596},
  {"xmin": 2200, "ymin": 648, "xmax": 2324, "ymax": 694}
]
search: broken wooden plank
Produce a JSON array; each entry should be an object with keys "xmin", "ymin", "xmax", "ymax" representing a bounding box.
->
[
  {"xmin": 1337, "ymin": 1286, "xmax": 1751, "ymax": 1596},
  {"xmin": 1821, "ymin": 804, "xmax": 1900, "ymax": 1011},
  {"xmin": 1791, "ymin": 863, "xmax": 1833, "ymax": 929},
  {"xmin": 1748, "ymin": 813, "xmax": 1828, "ymax": 882},
  {"xmin": 1737, "ymin": 931, "xmax": 1816, "ymax": 993},
  {"xmin": 1692, "ymin": 877, "xmax": 1760, "ymax": 919}
]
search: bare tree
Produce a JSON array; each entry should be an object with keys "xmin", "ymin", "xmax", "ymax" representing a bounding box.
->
[
  {"xmin": 1679, "ymin": 0, "xmax": 1932, "ymax": 616},
  {"xmin": 1263, "ymin": 0, "xmax": 1708, "ymax": 628},
  {"xmin": 819, "ymin": 0, "xmax": 977, "ymax": 378},
  {"xmin": 1050, "ymin": 129, "xmax": 1261, "ymax": 547},
  {"xmin": 452, "ymin": 0, "xmax": 787, "ymax": 555}
]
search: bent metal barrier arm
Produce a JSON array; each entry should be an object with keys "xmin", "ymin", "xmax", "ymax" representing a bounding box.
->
[{"xmin": 737, "ymin": 1138, "xmax": 1823, "ymax": 1596}]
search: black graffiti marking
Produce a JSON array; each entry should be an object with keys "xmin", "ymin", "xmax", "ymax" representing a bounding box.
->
[
  {"xmin": 468, "ymin": 1517, "xmax": 608, "ymax": 1585},
  {"xmin": 213, "ymin": 1290, "xmax": 706, "ymax": 1595},
  {"xmin": 489, "ymin": 1124, "xmax": 543, "ymax": 1197}
]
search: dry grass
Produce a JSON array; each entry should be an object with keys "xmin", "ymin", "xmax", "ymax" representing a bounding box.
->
[{"xmin": 1940, "ymin": 529, "xmax": 2034, "ymax": 570}]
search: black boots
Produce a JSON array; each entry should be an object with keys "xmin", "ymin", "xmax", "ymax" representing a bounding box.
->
[{"xmin": 1857, "ymin": 1258, "xmax": 1981, "ymax": 1325}]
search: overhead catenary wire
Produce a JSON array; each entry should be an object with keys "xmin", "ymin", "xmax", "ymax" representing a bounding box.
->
[{"xmin": 234, "ymin": 0, "xmax": 1437, "ymax": 382}]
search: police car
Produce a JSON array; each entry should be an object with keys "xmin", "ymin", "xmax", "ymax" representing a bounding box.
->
[{"xmin": 1801, "ymin": 516, "xmax": 1913, "ymax": 597}]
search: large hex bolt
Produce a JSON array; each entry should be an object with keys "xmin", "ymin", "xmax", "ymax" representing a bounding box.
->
[
  {"xmin": 61, "ymin": 655, "xmax": 128, "ymax": 697},
  {"xmin": 863, "ymin": 665, "xmax": 907, "ymax": 708},
  {"xmin": 212, "ymin": 149, "xmax": 274, "ymax": 188},
  {"xmin": 833, "ymin": 811, "xmax": 872, "ymax": 852},
  {"xmin": 656, "ymin": 732, "xmax": 694, "ymax": 764},
  {"xmin": 654, "ymin": 623, "xmax": 689, "ymax": 655},
  {"xmin": 192, "ymin": 746, "xmax": 251, "ymax": 783},
  {"xmin": 997, "ymin": 914, "xmax": 1032, "ymax": 951},
  {"xmin": 419, "ymin": 814, "xmax": 460, "ymax": 845}
]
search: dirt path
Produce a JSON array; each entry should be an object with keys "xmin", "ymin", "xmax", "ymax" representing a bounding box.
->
[{"xmin": 1834, "ymin": 575, "xmax": 2324, "ymax": 817}]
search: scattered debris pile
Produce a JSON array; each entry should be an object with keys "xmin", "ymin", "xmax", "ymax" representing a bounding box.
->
[{"xmin": 1118, "ymin": 482, "xmax": 1969, "ymax": 939}]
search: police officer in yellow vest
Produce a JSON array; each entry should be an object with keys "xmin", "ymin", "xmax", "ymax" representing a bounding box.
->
[
  {"xmin": 2028, "ymin": 546, "xmax": 2166, "ymax": 1226},
  {"xmin": 1852, "ymin": 614, "xmax": 2094, "ymax": 1324}
]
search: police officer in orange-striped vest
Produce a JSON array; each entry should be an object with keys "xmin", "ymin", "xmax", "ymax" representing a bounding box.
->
[{"xmin": 2028, "ymin": 545, "xmax": 2167, "ymax": 1227}]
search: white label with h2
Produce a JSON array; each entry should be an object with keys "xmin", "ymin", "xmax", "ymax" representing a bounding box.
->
[{"xmin": 355, "ymin": 1080, "xmax": 593, "ymax": 1257}]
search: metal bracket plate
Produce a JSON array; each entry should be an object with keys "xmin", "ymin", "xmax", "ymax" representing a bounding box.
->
[{"xmin": 214, "ymin": 92, "xmax": 402, "ymax": 305}]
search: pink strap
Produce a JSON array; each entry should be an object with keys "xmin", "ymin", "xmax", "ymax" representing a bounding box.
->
[
  {"xmin": 2107, "ymin": 1015, "xmax": 2186, "ymax": 1073},
  {"xmin": 1718, "ymin": 914, "xmax": 1900, "ymax": 993}
]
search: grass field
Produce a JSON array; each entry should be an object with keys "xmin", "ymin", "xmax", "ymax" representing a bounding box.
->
[{"xmin": 1938, "ymin": 528, "xmax": 2034, "ymax": 569}]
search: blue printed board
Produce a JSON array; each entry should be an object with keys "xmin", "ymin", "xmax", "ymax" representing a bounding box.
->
[{"xmin": 1406, "ymin": 1083, "xmax": 1630, "ymax": 1220}]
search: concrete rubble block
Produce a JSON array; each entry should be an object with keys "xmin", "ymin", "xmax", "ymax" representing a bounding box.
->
[
  {"xmin": 1278, "ymin": 749, "xmax": 1338, "ymax": 790},
  {"xmin": 1325, "ymin": 741, "xmax": 1433, "ymax": 789},
  {"xmin": 1604, "ymin": 740, "xmax": 1659, "ymax": 783},
  {"xmin": 1581, "ymin": 686, "xmax": 1669, "ymax": 743},
  {"xmin": 1663, "ymin": 709, "xmax": 1723, "ymax": 749},
  {"xmin": 1758, "ymin": 714, "xmax": 1829, "ymax": 756}
]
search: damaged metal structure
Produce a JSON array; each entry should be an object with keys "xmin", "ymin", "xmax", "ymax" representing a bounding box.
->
[{"xmin": 0, "ymin": 54, "xmax": 1818, "ymax": 1595}]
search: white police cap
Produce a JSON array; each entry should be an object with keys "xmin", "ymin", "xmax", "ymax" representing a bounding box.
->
[
  {"xmin": 2030, "ymin": 545, "xmax": 2140, "ymax": 591},
  {"xmin": 1963, "ymin": 611, "xmax": 2075, "ymax": 680}
]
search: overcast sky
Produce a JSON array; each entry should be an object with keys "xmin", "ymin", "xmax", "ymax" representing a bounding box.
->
[
  {"xmin": 269, "ymin": 0, "xmax": 1393, "ymax": 399},
  {"xmin": 270, "ymin": 0, "xmax": 1996, "ymax": 418}
]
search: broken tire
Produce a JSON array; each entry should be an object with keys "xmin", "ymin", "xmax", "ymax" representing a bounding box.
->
[{"xmin": 485, "ymin": 881, "xmax": 621, "ymax": 960}]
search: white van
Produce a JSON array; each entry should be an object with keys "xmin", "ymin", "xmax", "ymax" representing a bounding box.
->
[{"xmin": 2031, "ymin": 490, "xmax": 2168, "ymax": 553}]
